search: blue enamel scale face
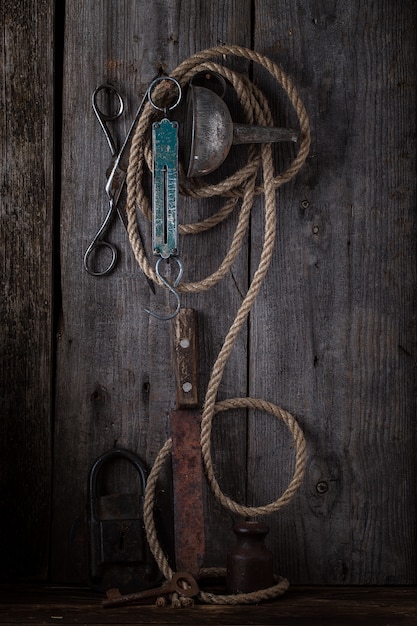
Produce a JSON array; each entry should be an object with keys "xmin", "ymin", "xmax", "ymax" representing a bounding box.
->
[{"xmin": 152, "ymin": 118, "xmax": 179, "ymax": 259}]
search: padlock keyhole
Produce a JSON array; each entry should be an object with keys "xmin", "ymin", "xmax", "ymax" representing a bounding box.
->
[{"xmin": 119, "ymin": 531, "xmax": 125, "ymax": 551}]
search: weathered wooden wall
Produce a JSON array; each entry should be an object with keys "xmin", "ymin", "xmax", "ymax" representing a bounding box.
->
[
  {"xmin": 1, "ymin": 0, "xmax": 416, "ymax": 585},
  {"xmin": 249, "ymin": 0, "xmax": 417, "ymax": 584},
  {"xmin": 0, "ymin": 0, "xmax": 54, "ymax": 579}
]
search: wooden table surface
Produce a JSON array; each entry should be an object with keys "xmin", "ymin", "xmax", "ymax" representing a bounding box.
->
[{"xmin": 0, "ymin": 585, "xmax": 415, "ymax": 625}]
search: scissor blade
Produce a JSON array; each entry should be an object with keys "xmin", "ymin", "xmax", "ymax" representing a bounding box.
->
[
  {"xmin": 105, "ymin": 163, "xmax": 127, "ymax": 208},
  {"xmin": 105, "ymin": 87, "xmax": 151, "ymax": 208},
  {"xmin": 114, "ymin": 203, "xmax": 155, "ymax": 294}
]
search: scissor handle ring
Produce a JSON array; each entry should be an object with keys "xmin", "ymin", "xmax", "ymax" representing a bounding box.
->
[
  {"xmin": 84, "ymin": 239, "xmax": 118, "ymax": 277},
  {"xmin": 92, "ymin": 84, "xmax": 124, "ymax": 122},
  {"xmin": 147, "ymin": 76, "xmax": 182, "ymax": 112}
]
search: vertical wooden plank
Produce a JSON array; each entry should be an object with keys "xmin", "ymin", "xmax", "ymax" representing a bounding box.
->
[
  {"xmin": 0, "ymin": 0, "xmax": 54, "ymax": 579},
  {"xmin": 250, "ymin": 0, "xmax": 417, "ymax": 583},
  {"xmin": 52, "ymin": 0, "xmax": 252, "ymax": 582}
]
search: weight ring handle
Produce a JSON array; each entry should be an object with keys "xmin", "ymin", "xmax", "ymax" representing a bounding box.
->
[{"xmin": 189, "ymin": 70, "xmax": 227, "ymax": 99}]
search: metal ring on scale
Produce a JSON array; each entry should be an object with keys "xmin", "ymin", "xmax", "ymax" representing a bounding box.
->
[{"xmin": 147, "ymin": 76, "xmax": 182, "ymax": 112}]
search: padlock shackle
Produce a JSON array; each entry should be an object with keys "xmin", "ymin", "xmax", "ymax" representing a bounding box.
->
[{"xmin": 88, "ymin": 448, "xmax": 148, "ymax": 523}]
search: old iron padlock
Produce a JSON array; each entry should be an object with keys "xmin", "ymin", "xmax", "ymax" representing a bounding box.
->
[{"xmin": 88, "ymin": 448, "xmax": 148, "ymax": 584}]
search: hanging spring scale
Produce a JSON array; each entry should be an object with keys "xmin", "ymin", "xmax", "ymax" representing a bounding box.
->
[{"xmin": 146, "ymin": 76, "xmax": 183, "ymax": 321}]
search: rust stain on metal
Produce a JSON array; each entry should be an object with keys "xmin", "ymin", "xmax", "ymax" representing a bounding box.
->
[
  {"xmin": 170, "ymin": 308, "xmax": 205, "ymax": 578},
  {"xmin": 170, "ymin": 410, "xmax": 205, "ymax": 578}
]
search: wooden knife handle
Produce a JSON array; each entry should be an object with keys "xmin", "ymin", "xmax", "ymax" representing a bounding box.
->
[{"xmin": 172, "ymin": 308, "xmax": 199, "ymax": 409}]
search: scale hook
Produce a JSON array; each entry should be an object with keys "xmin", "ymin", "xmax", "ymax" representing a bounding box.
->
[{"xmin": 145, "ymin": 257, "xmax": 183, "ymax": 321}]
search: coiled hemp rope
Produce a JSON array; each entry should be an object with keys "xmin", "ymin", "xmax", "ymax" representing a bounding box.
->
[{"xmin": 126, "ymin": 45, "xmax": 310, "ymax": 604}]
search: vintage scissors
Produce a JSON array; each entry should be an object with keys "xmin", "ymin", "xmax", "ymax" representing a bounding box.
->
[{"xmin": 84, "ymin": 84, "xmax": 154, "ymax": 289}]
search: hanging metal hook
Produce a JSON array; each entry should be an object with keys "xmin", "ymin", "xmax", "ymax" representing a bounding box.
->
[{"xmin": 144, "ymin": 257, "xmax": 183, "ymax": 321}]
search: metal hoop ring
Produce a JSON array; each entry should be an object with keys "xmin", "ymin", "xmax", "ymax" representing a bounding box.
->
[
  {"xmin": 92, "ymin": 84, "xmax": 124, "ymax": 121},
  {"xmin": 147, "ymin": 76, "xmax": 182, "ymax": 112}
]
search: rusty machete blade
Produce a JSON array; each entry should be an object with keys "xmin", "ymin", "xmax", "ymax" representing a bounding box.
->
[{"xmin": 170, "ymin": 308, "xmax": 205, "ymax": 578}]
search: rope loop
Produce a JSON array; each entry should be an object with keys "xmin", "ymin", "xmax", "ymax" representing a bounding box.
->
[
  {"xmin": 205, "ymin": 398, "xmax": 307, "ymax": 517},
  {"xmin": 125, "ymin": 44, "xmax": 311, "ymax": 291}
]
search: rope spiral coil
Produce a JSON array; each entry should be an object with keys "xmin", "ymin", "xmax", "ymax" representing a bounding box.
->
[{"xmin": 126, "ymin": 45, "xmax": 311, "ymax": 604}]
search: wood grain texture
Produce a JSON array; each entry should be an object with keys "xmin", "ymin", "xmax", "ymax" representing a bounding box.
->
[
  {"xmin": 172, "ymin": 309, "xmax": 199, "ymax": 408},
  {"xmin": 52, "ymin": 0, "xmax": 252, "ymax": 582},
  {"xmin": 0, "ymin": 0, "xmax": 54, "ymax": 579},
  {"xmin": 0, "ymin": 585, "xmax": 416, "ymax": 625},
  {"xmin": 249, "ymin": 0, "xmax": 417, "ymax": 583},
  {"xmin": 2, "ymin": 0, "xmax": 415, "ymax": 587}
]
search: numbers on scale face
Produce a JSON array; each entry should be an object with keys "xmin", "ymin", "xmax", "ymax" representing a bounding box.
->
[{"xmin": 152, "ymin": 117, "xmax": 179, "ymax": 259}]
